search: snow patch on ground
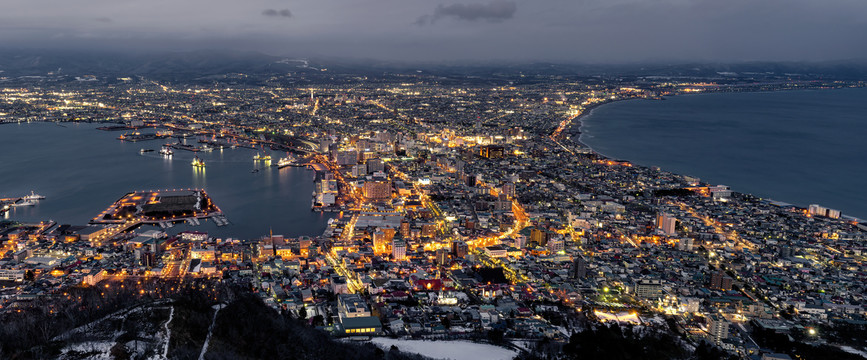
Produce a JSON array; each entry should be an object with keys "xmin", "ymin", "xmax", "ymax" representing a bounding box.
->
[
  {"xmin": 59, "ymin": 341, "xmax": 115, "ymax": 360},
  {"xmin": 642, "ymin": 316, "xmax": 666, "ymax": 326},
  {"xmin": 511, "ymin": 339, "xmax": 536, "ymax": 351},
  {"xmin": 197, "ymin": 303, "xmax": 226, "ymax": 360},
  {"xmin": 840, "ymin": 346, "xmax": 867, "ymax": 359},
  {"xmin": 161, "ymin": 306, "xmax": 175, "ymax": 359},
  {"xmin": 370, "ymin": 338, "xmax": 517, "ymax": 360}
]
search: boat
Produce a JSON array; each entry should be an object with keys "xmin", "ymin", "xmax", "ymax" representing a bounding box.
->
[
  {"xmin": 277, "ymin": 156, "xmax": 295, "ymax": 168},
  {"xmin": 253, "ymin": 153, "xmax": 272, "ymax": 161},
  {"xmin": 201, "ymin": 145, "xmax": 214, "ymax": 152},
  {"xmin": 12, "ymin": 199, "xmax": 37, "ymax": 207},
  {"xmin": 192, "ymin": 156, "xmax": 206, "ymax": 167},
  {"xmin": 24, "ymin": 191, "xmax": 46, "ymax": 200},
  {"xmin": 159, "ymin": 147, "xmax": 174, "ymax": 156},
  {"xmin": 140, "ymin": 148, "xmax": 154, "ymax": 153}
]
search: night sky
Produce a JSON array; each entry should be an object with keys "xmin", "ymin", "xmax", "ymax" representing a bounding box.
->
[{"xmin": 2, "ymin": 0, "xmax": 866, "ymax": 62}]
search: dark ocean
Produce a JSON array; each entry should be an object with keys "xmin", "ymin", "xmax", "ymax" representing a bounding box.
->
[{"xmin": 578, "ymin": 87, "xmax": 867, "ymax": 220}]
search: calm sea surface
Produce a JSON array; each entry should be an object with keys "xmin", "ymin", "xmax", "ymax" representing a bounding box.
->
[
  {"xmin": 0, "ymin": 123, "xmax": 333, "ymax": 239},
  {"xmin": 579, "ymin": 87, "xmax": 867, "ymax": 219}
]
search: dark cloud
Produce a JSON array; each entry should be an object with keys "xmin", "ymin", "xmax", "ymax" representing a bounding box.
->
[
  {"xmin": 417, "ymin": 0, "xmax": 516, "ymax": 25},
  {"xmin": 94, "ymin": 17, "xmax": 112, "ymax": 23},
  {"xmin": 1, "ymin": 0, "xmax": 866, "ymax": 63},
  {"xmin": 262, "ymin": 9, "xmax": 292, "ymax": 18}
]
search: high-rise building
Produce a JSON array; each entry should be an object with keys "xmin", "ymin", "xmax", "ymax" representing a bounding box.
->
[
  {"xmin": 572, "ymin": 255, "xmax": 588, "ymax": 279},
  {"xmin": 808, "ymin": 204, "xmax": 841, "ymax": 219},
  {"xmin": 141, "ymin": 251, "xmax": 156, "ymax": 267},
  {"xmin": 678, "ymin": 238, "xmax": 694, "ymax": 251},
  {"xmin": 707, "ymin": 314, "xmax": 729, "ymax": 343},
  {"xmin": 400, "ymin": 220, "xmax": 411, "ymax": 238},
  {"xmin": 501, "ymin": 182, "xmax": 516, "ymax": 198},
  {"xmin": 392, "ymin": 240, "xmax": 406, "ymax": 261},
  {"xmin": 465, "ymin": 174, "xmax": 477, "ymax": 187},
  {"xmin": 352, "ymin": 164, "xmax": 367, "ymax": 177},
  {"xmin": 708, "ymin": 185, "xmax": 732, "ymax": 200},
  {"xmin": 478, "ymin": 145, "xmax": 505, "ymax": 159},
  {"xmin": 710, "ymin": 271, "xmax": 733, "ymax": 291},
  {"xmin": 366, "ymin": 158, "xmax": 385, "ymax": 173},
  {"xmin": 656, "ymin": 213, "xmax": 677, "ymax": 235},
  {"xmin": 634, "ymin": 279, "xmax": 663, "ymax": 299},
  {"xmin": 363, "ymin": 178, "xmax": 391, "ymax": 200},
  {"xmin": 319, "ymin": 138, "xmax": 334, "ymax": 153},
  {"xmin": 373, "ymin": 230, "xmax": 390, "ymax": 254},
  {"xmin": 547, "ymin": 237, "xmax": 565, "ymax": 253},
  {"xmin": 530, "ymin": 227, "xmax": 550, "ymax": 246},
  {"xmin": 336, "ymin": 149, "xmax": 359, "ymax": 166},
  {"xmin": 436, "ymin": 248, "xmax": 450, "ymax": 265},
  {"xmin": 452, "ymin": 241, "xmax": 469, "ymax": 258},
  {"xmin": 514, "ymin": 235, "xmax": 526, "ymax": 249}
]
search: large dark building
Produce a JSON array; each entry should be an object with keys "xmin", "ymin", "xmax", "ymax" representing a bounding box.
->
[
  {"xmin": 572, "ymin": 255, "xmax": 588, "ymax": 279},
  {"xmin": 452, "ymin": 240, "xmax": 469, "ymax": 258},
  {"xmin": 478, "ymin": 145, "xmax": 505, "ymax": 159},
  {"xmin": 710, "ymin": 271, "xmax": 733, "ymax": 291}
]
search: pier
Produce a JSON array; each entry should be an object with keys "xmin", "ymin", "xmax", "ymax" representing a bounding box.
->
[{"xmin": 210, "ymin": 213, "xmax": 229, "ymax": 226}]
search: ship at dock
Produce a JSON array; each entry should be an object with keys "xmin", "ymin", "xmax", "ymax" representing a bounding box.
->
[
  {"xmin": 275, "ymin": 155, "xmax": 302, "ymax": 168},
  {"xmin": 23, "ymin": 191, "xmax": 46, "ymax": 200},
  {"xmin": 11, "ymin": 199, "xmax": 37, "ymax": 207}
]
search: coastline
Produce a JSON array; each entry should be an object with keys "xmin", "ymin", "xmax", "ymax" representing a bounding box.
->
[
  {"xmin": 564, "ymin": 87, "xmax": 867, "ymax": 221},
  {"xmin": 573, "ymin": 82, "xmax": 867, "ymax": 154},
  {"xmin": 0, "ymin": 122, "xmax": 333, "ymax": 239},
  {"xmin": 573, "ymin": 99, "xmax": 640, "ymax": 159}
]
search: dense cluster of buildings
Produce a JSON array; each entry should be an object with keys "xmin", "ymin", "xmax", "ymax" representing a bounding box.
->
[{"xmin": 1, "ymin": 73, "xmax": 865, "ymax": 358}]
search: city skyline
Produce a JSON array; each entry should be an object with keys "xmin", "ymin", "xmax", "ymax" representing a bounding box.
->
[{"xmin": 1, "ymin": 2, "xmax": 867, "ymax": 358}]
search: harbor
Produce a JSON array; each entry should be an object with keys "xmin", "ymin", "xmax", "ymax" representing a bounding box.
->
[
  {"xmin": 90, "ymin": 189, "xmax": 221, "ymax": 225},
  {"xmin": 0, "ymin": 191, "xmax": 46, "ymax": 216},
  {"xmin": 0, "ymin": 123, "xmax": 333, "ymax": 239}
]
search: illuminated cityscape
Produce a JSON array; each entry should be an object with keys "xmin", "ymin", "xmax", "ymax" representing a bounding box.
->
[
  {"xmin": 2, "ymin": 0, "xmax": 867, "ymax": 358},
  {"xmin": 0, "ymin": 67, "xmax": 865, "ymax": 360}
]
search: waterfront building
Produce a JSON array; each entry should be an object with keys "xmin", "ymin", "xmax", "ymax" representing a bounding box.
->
[
  {"xmin": 709, "ymin": 185, "xmax": 732, "ymax": 200},
  {"xmin": 808, "ymin": 204, "xmax": 841, "ymax": 219}
]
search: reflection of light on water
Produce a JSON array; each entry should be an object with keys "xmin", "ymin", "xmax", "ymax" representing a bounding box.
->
[{"xmin": 192, "ymin": 167, "xmax": 206, "ymax": 188}]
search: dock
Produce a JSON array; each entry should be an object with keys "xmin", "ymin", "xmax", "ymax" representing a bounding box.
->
[
  {"xmin": 168, "ymin": 143, "xmax": 202, "ymax": 152},
  {"xmin": 210, "ymin": 214, "xmax": 230, "ymax": 227}
]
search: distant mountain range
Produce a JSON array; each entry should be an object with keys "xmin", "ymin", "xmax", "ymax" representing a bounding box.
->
[{"xmin": 1, "ymin": 49, "xmax": 866, "ymax": 81}]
